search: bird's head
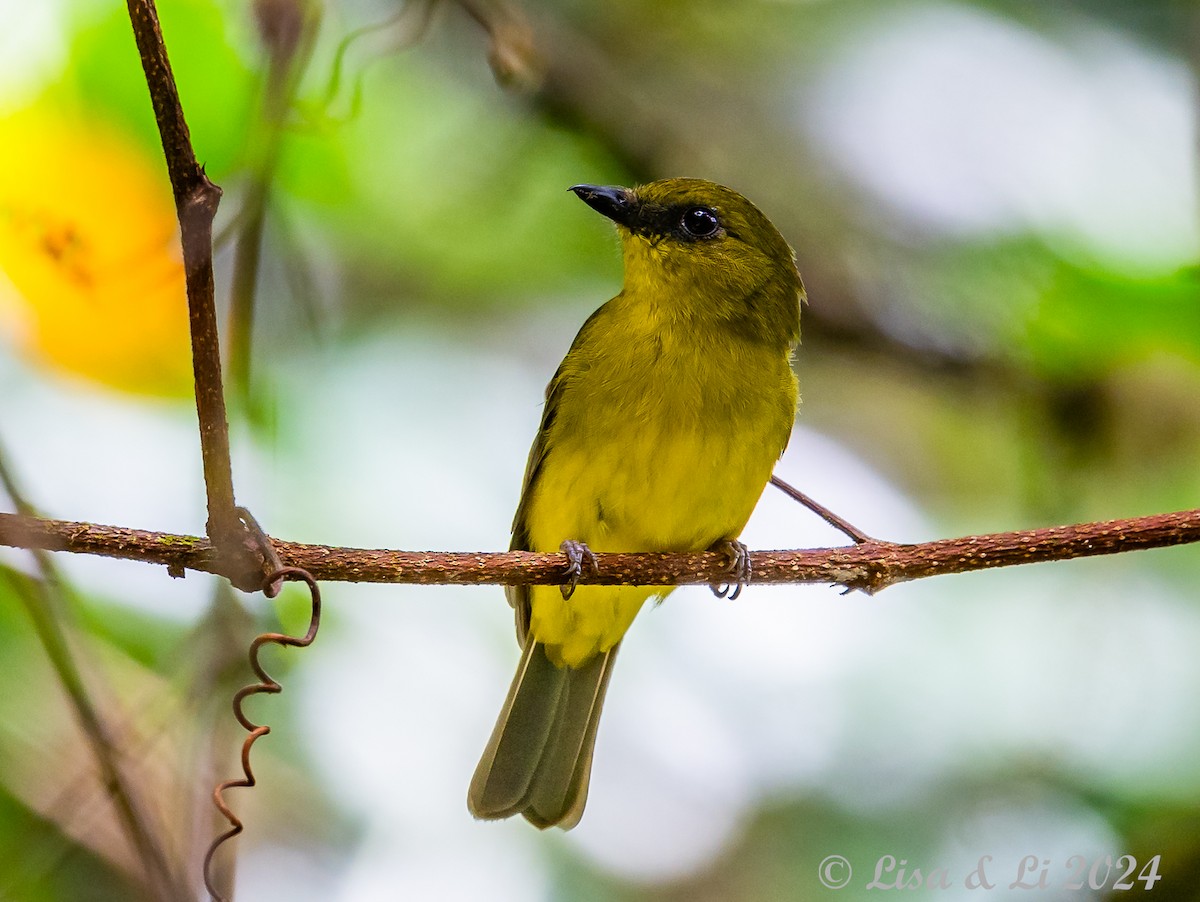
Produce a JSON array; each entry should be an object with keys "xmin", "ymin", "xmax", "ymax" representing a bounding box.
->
[{"xmin": 571, "ymin": 178, "xmax": 803, "ymax": 345}]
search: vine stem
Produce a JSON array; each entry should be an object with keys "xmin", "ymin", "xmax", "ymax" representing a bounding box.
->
[
  {"xmin": 2, "ymin": 508, "xmax": 1198, "ymax": 594},
  {"xmin": 125, "ymin": 0, "xmax": 262, "ymax": 590}
]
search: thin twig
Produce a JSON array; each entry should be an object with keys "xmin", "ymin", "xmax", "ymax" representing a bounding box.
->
[
  {"xmin": 2, "ymin": 508, "xmax": 1198, "ymax": 595},
  {"xmin": 456, "ymin": 0, "xmax": 542, "ymax": 90},
  {"xmin": 769, "ymin": 475, "xmax": 874, "ymax": 544},
  {"xmin": 228, "ymin": 0, "xmax": 319, "ymax": 402},
  {"xmin": 315, "ymin": 0, "xmax": 438, "ymax": 120},
  {"xmin": 125, "ymin": 0, "xmax": 257, "ymax": 589}
]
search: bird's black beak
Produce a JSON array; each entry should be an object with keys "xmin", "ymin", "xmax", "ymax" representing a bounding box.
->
[{"xmin": 570, "ymin": 184, "xmax": 638, "ymax": 228}]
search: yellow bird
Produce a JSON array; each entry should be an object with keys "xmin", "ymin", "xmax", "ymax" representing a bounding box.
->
[{"xmin": 469, "ymin": 178, "xmax": 804, "ymax": 829}]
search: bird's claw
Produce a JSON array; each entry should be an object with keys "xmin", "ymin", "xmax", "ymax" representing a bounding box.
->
[
  {"xmin": 560, "ymin": 539, "xmax": 598, "ymax": 599},
  {"xmin": 710, "ymin": 539, "xmax": 751, "ymax": 600}
]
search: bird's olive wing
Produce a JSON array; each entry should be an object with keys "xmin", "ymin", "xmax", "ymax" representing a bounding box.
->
[{"xmin": 507, "ymin": 303, "xmax": 610, "ymax": 640}]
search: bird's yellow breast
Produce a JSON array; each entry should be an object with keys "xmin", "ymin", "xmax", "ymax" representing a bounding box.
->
[{"xmin": 520, "ymin": 293, "xmax": 797, "ymax": 666}]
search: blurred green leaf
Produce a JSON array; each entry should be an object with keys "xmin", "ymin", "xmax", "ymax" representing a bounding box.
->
[
  {"xmin": 61, "ymin": 0, "xmax": 255, "ymax": 178},
  {"xmin": 1024, "ymin": 265, "xmax": 1200, "ymax": 377}
]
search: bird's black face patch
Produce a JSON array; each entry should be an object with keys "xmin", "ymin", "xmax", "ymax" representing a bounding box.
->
[
  {"xmin": 629, "ymin": 202, "xmax": 725, "ymax": 244},
  {"xmin": 571, "ymin": 184, "xmax": 731, "ymax": 244}
]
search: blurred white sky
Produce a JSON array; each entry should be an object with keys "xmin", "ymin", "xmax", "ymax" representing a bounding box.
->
[
  {"xmin": 807, "ymin": 2, "xmax": 1199, "ymax": 274},
  {"xmin": 0, "ymin": 3, "xmax": 63, "ymax": 108}
]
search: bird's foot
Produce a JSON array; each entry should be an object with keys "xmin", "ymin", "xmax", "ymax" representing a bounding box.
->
[
  {"xmin": 710, "ymin": 539, "xmax": 751, "ymax": 600},
  {"xmin": 559, "ymin": 539, "xmax": 598, "ymax": 600}
]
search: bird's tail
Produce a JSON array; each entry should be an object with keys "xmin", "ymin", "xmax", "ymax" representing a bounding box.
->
[{"xmin": 468, "ymin": 639, "xmax": 619, "ymax": 829}]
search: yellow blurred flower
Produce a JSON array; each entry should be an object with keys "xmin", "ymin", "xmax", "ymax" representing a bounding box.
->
[{"xmin": 0, "ymin": 106, "xmax": 192, "ymax": 398}]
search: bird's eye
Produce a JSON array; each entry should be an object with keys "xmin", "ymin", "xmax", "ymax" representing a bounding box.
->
[{"xmin": 680, "ymin": 206, "xmax": 721, "ymax": 239}]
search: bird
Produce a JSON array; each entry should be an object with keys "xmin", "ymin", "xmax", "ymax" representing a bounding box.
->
[{"xmin": 468, "ymin": 177, "xmax": 804, "ymax": 829}]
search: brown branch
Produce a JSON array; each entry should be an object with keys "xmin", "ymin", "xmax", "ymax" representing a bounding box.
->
[
  {"xmin": 2, "ymin": 509, "xmax": 1198, "ymax": 594},
  {"xmin": 125, "ymin": 0, "xmax": 258, "ymax": 589}
]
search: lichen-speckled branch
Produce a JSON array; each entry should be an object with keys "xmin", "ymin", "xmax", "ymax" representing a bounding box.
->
[{"xmin": 2, "ymin": 509, "xmax": 1197, "ymax": 594}]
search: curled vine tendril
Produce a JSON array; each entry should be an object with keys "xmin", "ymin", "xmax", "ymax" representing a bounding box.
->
[{"xmin": 202, "ymin": 562, "xmax": 322, "ymax": 901}]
